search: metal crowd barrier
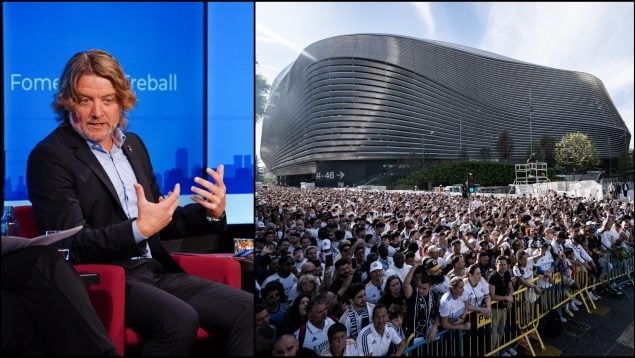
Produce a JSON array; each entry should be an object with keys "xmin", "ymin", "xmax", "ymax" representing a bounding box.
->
[
  {"xmin": 403, "ymin": 248, "xmax": 634, "ymax": 356},
  {"xmin": 403, "ymin": 329, "xmax": 464, "ymax": 356}
]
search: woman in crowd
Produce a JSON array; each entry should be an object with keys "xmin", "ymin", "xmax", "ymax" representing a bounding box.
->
[
  {"xmin": 289, "ymin": 274, "xmax": 320, "ymax": 303},
  {"xmin": 378, "ymin": 275, "xmax": 407, "ymax": 315},
  {"xmin": 439, "ymin": 277, "xmax": 470, "ymax": 332},
  {"xmin": 439, "ymin": 277, "xmax": 471, "ymax": 355},
  {"xmin": 279, "ymin": 293, "xmax": 311, "ymax": 336},
  {"xmin": 463, "ymin": 263, "xmax": 492, "ymax": 355}
]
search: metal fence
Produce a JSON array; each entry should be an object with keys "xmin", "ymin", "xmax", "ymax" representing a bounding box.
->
[{"xmin": 404, "ymin": 250, "xmax": 634, "ymax": 356}]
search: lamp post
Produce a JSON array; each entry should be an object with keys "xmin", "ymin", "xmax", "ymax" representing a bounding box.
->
[
  {"xmin": 421, "ymin": 131, "xmax": 425, "ymax": 169},
  {"xmin": 608, "ymin": 135, "xmax": 612, "ymax": 178},
  {"xmin": 529, "ymin": 89, "xmax": 533, "ymax": 157},
  {"xmin": 460, "ymin": 117, "xmax": 463, "ymax": 152},
  {"xmin": 422, "ymin": 130, "xmax": 434, "ymax": 169}
]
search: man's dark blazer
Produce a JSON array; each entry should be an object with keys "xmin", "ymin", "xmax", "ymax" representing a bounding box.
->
[{"xmin": 26, "ymin": 123, "xmax": 226, "ymax": 272}]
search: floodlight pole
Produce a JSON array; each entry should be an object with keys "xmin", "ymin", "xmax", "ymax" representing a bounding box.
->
[
  {"xmin": 608, "ymin": 135, "xmax": 612, "ymax": 177},
  {"xmin": 529, "ymin": 89, "xmax": 533, "ymax": 156}
]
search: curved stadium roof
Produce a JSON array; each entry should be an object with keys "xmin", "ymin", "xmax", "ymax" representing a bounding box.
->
[{"xmin": 261, "ymin": 34, "xmax": 630, "ymax": 177}]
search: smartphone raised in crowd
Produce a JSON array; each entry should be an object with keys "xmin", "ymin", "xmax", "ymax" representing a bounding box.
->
[{"xmin": 325, "ymin": 253, "xmax": 334, "ymax": 267}]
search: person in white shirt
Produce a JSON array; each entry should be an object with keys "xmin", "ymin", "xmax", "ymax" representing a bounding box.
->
[
  {"xmin": 425, "ymin": 244, "xmax": 446, "ymax": 271},
  {"xmin": 365, "ymin": 261, "xmax": 387, "ymax": 304},
  {"xmin": 339, "ymin": 283, "xmax": 374, "ymax": 340},
  {"xmin": 532, "ymin": 239, "xmax": 556, "ymax": 290},
  {"xmin": 463, "ymin": 264, "xmax": 492, "ymax": 318},
  {"xmin": 356, "ymin": 304, "xmax": 406, "ymax": 356},
  {"xmin": 439, "ymin": 277, "xmax": 471, "ymax": 332},
  {"xmin": 568, "ymin": 236, "xmax": 596, "ymax": 272},
  {"xmin": 599, "ymin": 218, "xmax": 619, "ymax": 251},
  {"xmin": 513, "ymin": 250, "xmax": 544, "ymax": 324},
  {"xmin": 262, "ymin": 255, "xmax": 299, "ymax": 304},
  {"xmin": 443, "ymin": 239, "xmax": 463, "ymax": 265},
  {"xmin": 384, "ymin": 252, "xmax": 412, "ymax": 283},
  {"xmin": 293, "ymin": 247, "xmax": 307, "ymax": 273},
  {"xmin": 294, "ymin": 296, "xmax": 336, "ymax": 354},
  {"xmin": 320, "ymin": 323, "xmax": 358, "ymax": 356},
  {"xmin": 550, "ymin": 231, "xmax": 567, "ymax": 260},
  {"xmin": 459, "ymin": 216, "xmax": 475, "ymax": 236}
]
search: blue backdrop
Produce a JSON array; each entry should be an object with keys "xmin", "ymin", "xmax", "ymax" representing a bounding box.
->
[{"xmin": 2, "ymin": 2, "xmax": 254, "ymax": 224}]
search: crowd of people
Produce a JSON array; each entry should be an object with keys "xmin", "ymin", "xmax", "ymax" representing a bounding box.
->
[{"xmin": 254, "ymin": 185, "xmax": 633, "ymax": 356}]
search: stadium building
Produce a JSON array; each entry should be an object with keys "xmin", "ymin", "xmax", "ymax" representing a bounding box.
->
[{"xmin": 260, "ymin": 34, "xmax": 631, "ymax": 187}]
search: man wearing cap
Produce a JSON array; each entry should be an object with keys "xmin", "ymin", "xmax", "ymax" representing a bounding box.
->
[
  {"xmin": 425, "ymin": 244, "xmax": 445, "ymax": 269},
  {"xmin": 424, "ymin": 258, "xmax": 450, "ymax": 296},
  {"xmin": 320, "ymin": 238, "xmax": 341, "ymax": 263},
  {"xmin": 365, "ymin": 261, "xmax": 387, "ymax": 304}
]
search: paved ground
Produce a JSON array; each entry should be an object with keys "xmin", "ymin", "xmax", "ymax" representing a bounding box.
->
[{"xmin": 517, "ymin": 284, "xmax": 634, "ymax": 357}]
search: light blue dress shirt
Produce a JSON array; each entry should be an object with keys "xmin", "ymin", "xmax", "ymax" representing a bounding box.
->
[{"xmin": 86, "ymin": 128, "xmax": 151, "ymax": 258}]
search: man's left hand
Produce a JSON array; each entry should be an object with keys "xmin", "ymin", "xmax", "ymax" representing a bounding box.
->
[{"xmin": 191, "ymin": 165, "xmax": 226, "ymax": 219}]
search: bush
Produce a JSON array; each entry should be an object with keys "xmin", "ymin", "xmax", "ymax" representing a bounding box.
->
[{"xmin": 392, "ymin": 161, "xmax": 517, "ymax": 189}]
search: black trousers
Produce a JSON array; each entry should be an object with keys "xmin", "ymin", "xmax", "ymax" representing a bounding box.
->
[
  {"xmin": 122, "ymin": 258, "xmax": 253, "ymax": 356},
  {"xmin": 1, "ymin": 246, "xmax": 118, "ymax": 356}
]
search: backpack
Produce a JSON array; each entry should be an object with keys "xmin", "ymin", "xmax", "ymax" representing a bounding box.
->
[
  {"xmin": 297, "ymin": 323, "xmax": 308, "ymax": 349},
  {"xmin": 538, "ymin": 309, "xmax": 563, "ymax": 337}
]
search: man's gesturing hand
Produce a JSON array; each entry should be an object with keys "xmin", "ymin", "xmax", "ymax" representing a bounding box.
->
[
  {"xmin": 135, "ymin": 183, "xmax": 180, "ymax": 238},
  {"xmin": 190, "ymin": 165, "xmax": 226, "ymax": 219}
]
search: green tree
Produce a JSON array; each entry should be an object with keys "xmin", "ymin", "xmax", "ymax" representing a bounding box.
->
[
  {"xmin": 555, "ymin": 132, "xmax": 600, "ymax": 178},
  {"xmin": 496, "ymin": 130, "xmax": 514, "ymax": 162},
  {"xmin": 255, "ymin": 62, "xmax": 270, "ymax": 123},
  {"xmin": 478, "ymin": 146, "xmax": 492, "ymax": 161}
]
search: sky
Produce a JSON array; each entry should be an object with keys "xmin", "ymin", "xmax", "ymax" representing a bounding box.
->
[{"xmin": 255, "ymin": 2, "xmax": 635, "ymax": 163}]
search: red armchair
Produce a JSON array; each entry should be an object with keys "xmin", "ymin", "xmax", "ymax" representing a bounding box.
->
[{"xmin": 13, "ymin": 205, "xmax": 241, "ymax": 355}]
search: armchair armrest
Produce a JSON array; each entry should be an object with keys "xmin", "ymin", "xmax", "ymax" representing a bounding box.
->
[
  {"xmin": 170, "ymin": 253, "xmax": 241, "ymax": 289},
  {"xmin": 74, "ymin": 264, "xmax": 126, "ymax": 355}
]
